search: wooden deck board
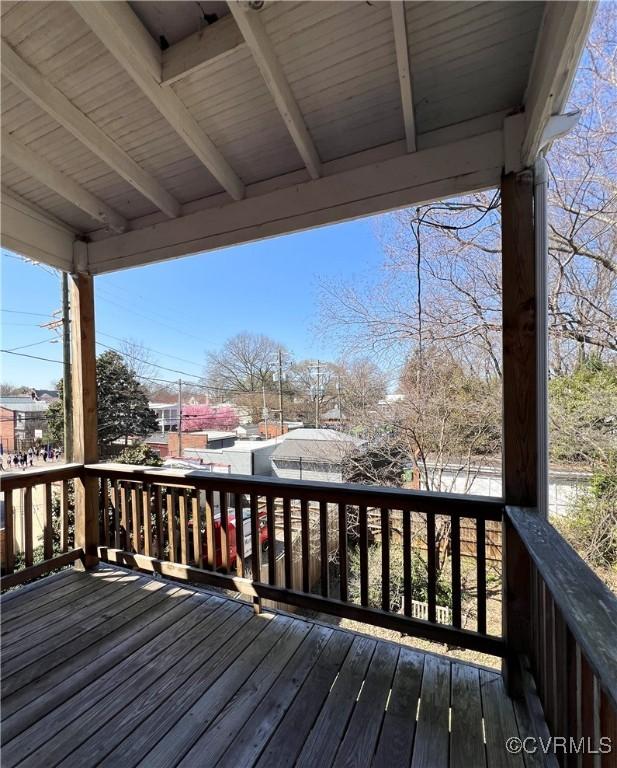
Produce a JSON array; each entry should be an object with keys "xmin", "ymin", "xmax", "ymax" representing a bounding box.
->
[
  {"xmin": 0, "ymin": 566, "xmax": 546, "ymax": 768},
  {"xmin": 372, "ymin": 647, "xmax": 424, "ymax": 768}
]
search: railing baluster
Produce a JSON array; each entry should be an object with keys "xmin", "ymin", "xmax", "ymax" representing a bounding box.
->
[
  {"xmin": 282, "ymin": 497, "xmax": 292, "ymax": 589},
  {"xmin": 266, "ymin": 495, "xmax": 276, "ymax": 585},
  {"xmin": 130, "ymin": 484, "xmax": 141, "ymax": 554},
  {"xmin": 153, "ymin": 485, "xmax": 163, "ymax": 559},
  {"xmin": 381, "ymin": 507, "xmax": 389, "ymax": 612},
  {"xmin": 476, "ymin": 516, "xmax": 486, "ymax": 634},
  {"xmin": 60, "ymin": 480, "xmax": 70, "ymax": 552},
  {"xmin": 110, "ymin": 480, "xmax": 120, "ymax": 550},
  {"xmin": 3, "ymin": 489, "xmax": 14, "ymax": 575},
  {"xmin": 301, "ymin": 499, "xmax": 309, "ymax": 593},
  {"xmin": 178, "ymin": 490, "xmax": 189, "ymax": 565},
  {"xmin": 120, "ymin": 483, "xmax": 129, "ymax": 551},
  {"xmin": 142, "ymin": 483, "xmax": 152, "ymax": 557},
  {"xmin": 359, "ymin": 504, "xmax": 368, "ymax": 607},
  {"xmin": 338, "ymin": 502, "xmax": 347, "ymax": 602},
  {"xmin": 426, "ymin": 511, "xmax": 436, "ymax": 624},
  {"xmin": 24, "ymin": 486, "xmax": 33, "ymax": 567},
  {"xmin": 192, "ymin": 492, "xmax": 201, "ymax": 568},
  {"xmin": 451, "ymin": 515, "xmax": 461, "ymax": 628},
  {"xmin": 166, "ymin": 489, "xmax": 177, "ymax": 561},
  {"xmin": 101, "ymin": 478, "xmax": 110, "ymax": 548},
  {"xmin": 319, "ymin": 501, "xmax": 328, "ymax": 597},
  {"xmin": 204, "ymin": 490, "xmax": 215, "ymax": 570},
  {"xmin": 43, "ymin": 483, "xmax": 53, "ymax": 560},
  {"xmin": 235, "ymin": 492, "xmax": 244, "ymax": 578},
  {"xmin": 219, "ymin": 492, "xmax": 229, "ymax": 573},
  {"xmin": 250, "ymin": 494, "xmax": 260, "ymax": 582},
  {"xmin": 403, "ymin": 509, "xmax": 412, "ymax": 617}
]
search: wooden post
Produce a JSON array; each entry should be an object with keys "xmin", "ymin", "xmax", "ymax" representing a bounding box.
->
[
  {"xmin": 71, "ymin": 270, "xmax": 99, "ymax": 568},
  {"xmin": 501, "ymin": 169, "xmax": 537, "ymax": 696}
]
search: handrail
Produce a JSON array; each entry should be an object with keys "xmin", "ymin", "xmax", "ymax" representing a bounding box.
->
[
  {"xmin": 1, "ymin": 464, "xmax": 82, "ymax": 588},
  {"xmin": 1, "ymin": 463, "xmax": 84, "ymax": 492},
  {"xmin": 91, "ymin": 462, "xmax": 506, "ymax": 656},
  {"xmin": 507, "ymin": 506, "xmax": 617, "ymax": 708},
  {"xmin": 85, "ymin": 463, "xmax": 505, "ymax": 519}
]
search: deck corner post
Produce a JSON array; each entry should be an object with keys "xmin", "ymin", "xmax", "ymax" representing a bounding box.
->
[
  {"xmin": 70, "ymin": 265, "xmax": 99, "ymax": 569},
  {"xmin": 501, "ymin": 168, "xmax": 538, "ymax": 697}
]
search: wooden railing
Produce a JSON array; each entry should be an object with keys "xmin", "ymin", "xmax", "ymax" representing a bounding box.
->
[
  {"xmin": 507, "ymin": 507, "xmax": 617, "ymax": 764},
  {"xmin": 85, "ymin": 463, "xmax": 506, "ymax": 656},
  {"xmin": 0, "ymin": 464, "xmax": 84, "ymax": 588}
]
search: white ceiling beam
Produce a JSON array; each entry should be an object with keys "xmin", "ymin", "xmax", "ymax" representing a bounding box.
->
[
  {"xmin": 1, "ymin": 189, "xmax": 75, "ymax": 271},
  {"xmin": 161, "ymin": 15, "xmax": 245, "ymax": 86},
  {"xmin": 88, "ymin": 130, "xmax": 503, "ymax": 274},
  {"xmin": 391, "ymin": 1, "xmax": 416, "ymax": 153},
  {"xmin": 71, "ymin": 1, "xmax": 245, "ymax": 201},
  {"xmin": 2, "ymin": 130, "xmax": 127, "ymax": 233},
  {"xmin": 1, "ymin": 40, "xmax": 180, "ymax": 219},
  {"xmin": 522, "ymin": 0, "xmax": 596, "ymax": 165},
  {"xmin": 228, "ymin": 1, "xmax": 322, "ymax": 180}
]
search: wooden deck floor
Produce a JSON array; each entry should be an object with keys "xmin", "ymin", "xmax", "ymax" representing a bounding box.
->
[{"xmin": 1, "ymin": 565, "xmax": 542, "ymax": 768}]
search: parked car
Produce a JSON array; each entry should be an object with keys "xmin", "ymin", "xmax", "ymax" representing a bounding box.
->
[{"xmin": 204, "ymin": 506, "xmax": 268, "ymax": 571}]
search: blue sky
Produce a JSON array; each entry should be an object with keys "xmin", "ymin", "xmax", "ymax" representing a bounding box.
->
[{"xmin": 1, "ymin": 216, "xmax": 385, "ymax": 389}]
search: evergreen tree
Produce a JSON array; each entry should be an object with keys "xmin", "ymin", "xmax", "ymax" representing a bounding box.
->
[{"xmin": 46, "ymin": 351, "xmax": 158, "ymax": 450}]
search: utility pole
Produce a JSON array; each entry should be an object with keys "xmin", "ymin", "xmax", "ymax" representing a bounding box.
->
[
  {"xmin": 337, "ymin": 376, "xmax": 342, "ymax": 424},
  {"xmin": 262, "ymin": 384, "xmax": 269, "ymax": 438},
  {"xmin": 62, "ymin": 273, "xmax": 73, "ymax": 460},
  {"xmin": 178, "ymin": 378, "xmax": 183, "ymax": 457},
  {"xmin": 277, "ymin": 348, "xmax": 284, "ymax": 433},
  {"xmin": 315, "ymin": 359, "xmax": 320, "ymax": 429}
]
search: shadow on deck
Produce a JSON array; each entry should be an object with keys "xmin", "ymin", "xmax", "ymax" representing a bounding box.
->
[{"xmin": 1, "ymin": 565, "xmax": 541, "ymax": 767}]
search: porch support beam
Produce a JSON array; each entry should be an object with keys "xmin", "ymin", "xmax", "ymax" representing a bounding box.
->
[
  {"xmin": 161, "ymin": 14, "xmax": 245, "ymax": 86},
  {"xmin": 70, "ymin": 261, "xmax": 99, "ymax": 568},
  {"xmin": 2, "ymin": 130, "xmax": 127, "ymax": 233},
  {"xmin": 72, "ymin": 1, "xmax": 245, "ymax": 201},
  {"xmin": 1, "ymin": 40, "xmax": 181, "ymax": 219},
  {"xmin": 228, "ymin": 2, "xmax": 322, "ymax": 179},
  {"xmin": 501, "ymin": 168, "xmax": 537, "ymax": 696},
  {"xmin": 391, "ymin": 1, "xmax": 416, "ymax": 153},
  {"xmin": 88, "ymin": 129, "xmax": 503, "ymax": 273},
  {"xmin": 0, "ymin": 187, "xmax": 76, "ymax": 270}
]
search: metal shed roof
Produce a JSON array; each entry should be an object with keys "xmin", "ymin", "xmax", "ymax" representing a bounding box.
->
[{"xmin": 1, "ymin": 1, "xmax": 595, "ymax": 274}]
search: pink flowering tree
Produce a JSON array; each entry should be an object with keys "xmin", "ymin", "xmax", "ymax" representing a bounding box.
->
[{"xmin": 181, "ymin": 404, "xmax": 239, "ymax": 431}]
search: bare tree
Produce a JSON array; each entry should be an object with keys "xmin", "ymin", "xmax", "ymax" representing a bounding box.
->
[{"xmin": 119, "ymin": 338, "xmax": 159, "ymax": 382}]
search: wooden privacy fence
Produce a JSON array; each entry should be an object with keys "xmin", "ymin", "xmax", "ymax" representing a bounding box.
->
[{"xmin": 85, "ymin": 463, "xmax": 506, "ymax": 656}]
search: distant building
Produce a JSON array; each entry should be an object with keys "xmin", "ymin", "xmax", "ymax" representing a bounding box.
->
[
  {"xmin": 144, "ymin": 432, "xmax": 169, "ymax": 458},
  {"xmin": 181, "ymin": 437, "xmax": 283, "ymax": 477},
  {"xmin": 167, "ymin": 430, "xmax": 236, "ymax": 456},
  {"xmin": 271, "ymin": 428, "xmax": 364, "ymax": 483},
  {"xmin": 0, "ymin": 396, "xmax": 49, "ymax": 451},
  {"xmin": 149, "ymin": 402, "xmax": 179, "ymax": 432},
  {"xmin": 321, "ymin": 406, "xmax": 346, "ymax": 427},
  {"xmin": 235, "ymin": 424, "xmax": 261, "ymax": 440}
]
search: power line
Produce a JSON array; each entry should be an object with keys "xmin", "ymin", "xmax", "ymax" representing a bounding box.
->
[
  {"xmin": 97, "ymin": 331, "xmax": 203, "ymax": 370},
  {"xmin": 1, "ymin": 349, "xmax": 62, "ymax": 364},
  {"xmin": 1, "ymin": 309, "xmax": 55, "ymax": 318}
]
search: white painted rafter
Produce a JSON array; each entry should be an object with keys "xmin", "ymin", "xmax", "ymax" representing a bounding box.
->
[
  {"xmin": 2, "ymin": 130, "xmax": 127, "ymax": 233},
  {"xmin": 1, "ymin": 40, "xmax": 180, "ymax": 219},
  {"xmin": 71, "ymin": 1, "xmax": 245, "ymax": 201},
  {"xmin": 391, "ymin": 1, "xmax": 416, "ymax": 153},
  {"xmin": 227, "ymin": 1, "xmax": 322, "ymax": 179}
]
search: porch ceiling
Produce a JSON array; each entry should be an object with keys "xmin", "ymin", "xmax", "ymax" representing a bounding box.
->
[{"xmin": 0, "ymin": 1, "xmax": 595, "ymax": 274}]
